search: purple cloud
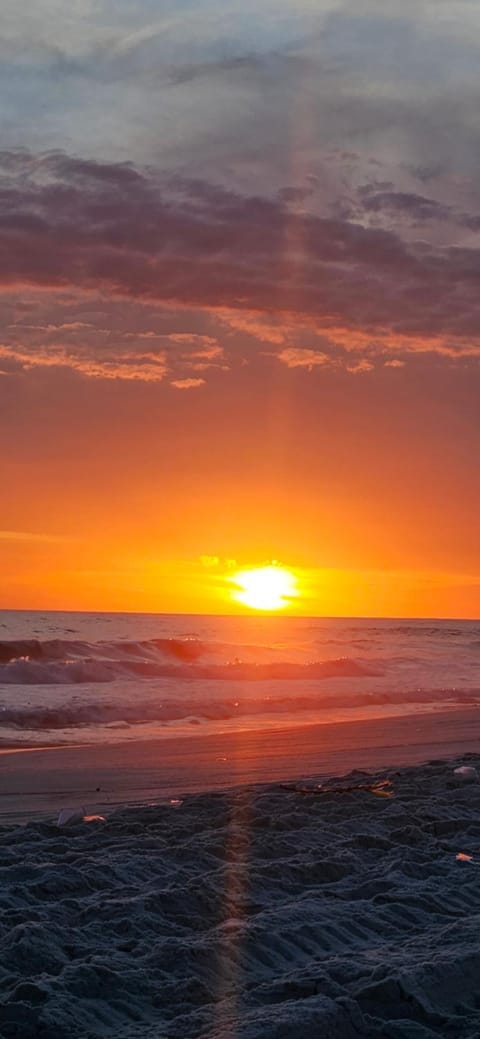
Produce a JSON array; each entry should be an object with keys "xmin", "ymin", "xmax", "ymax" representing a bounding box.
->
[{"xmin": 1, "ymin": 149, "xmax": 480, "ymax": 363}]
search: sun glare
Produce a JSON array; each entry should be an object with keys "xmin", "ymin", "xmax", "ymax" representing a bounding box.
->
[{"xmin": 230, "ymin": 565, "xmax": 298, "ymax": 611}]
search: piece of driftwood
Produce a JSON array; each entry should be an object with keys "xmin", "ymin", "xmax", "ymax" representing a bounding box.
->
[{"xmin": 281, "ymin": 778, "xmax": 394, "ymax": 798}]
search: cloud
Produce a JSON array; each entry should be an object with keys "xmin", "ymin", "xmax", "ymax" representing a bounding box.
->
[
  {"xmin": 3, "ymin": 1, "xmax": 480, "ymax": 211},
  {"xmin": 0, "ymin": 529, "xmax": 72, "ymax": 543},
  {"xmin": 276, "ymin": 347, "xmax": 330, "ymax": 369},
  {"xmin": 199, "ymin": 555, "xmax": 220, "ymax": 567},
  {"xmin": 0, "ymin": 343, "xmax": 168, "ymax": 381},
  {"xmin": 359, "ymin": 187, "xmax": 452, "ymax": 223},
  {"xmin": 164, "ymin": 334, "xmax": 218, "ymax": 349},
  {"xmin": 0, "ymin": 299, "xmax": 227, "ymax": 383},
  {"xmin": 170, "ymin": 377, "xmax": 206, "ymax": 389},
  {"xmin": 11, "ymin": 321, "xmax": 94, "ymax": 333},
  {"xmin": 275, "ymin": 345, "xmax": 375, "ymax": 375},
  {"xmin": 1, "ymin": 149, "xmax": 480, "ymax": 371},
  {"xmin": 218, "ymin": 311, "xmax": 287, "ymax": 344},
  {"xmin": 346, "ymin": 359, "xmax": 375, "ymax": 374}
]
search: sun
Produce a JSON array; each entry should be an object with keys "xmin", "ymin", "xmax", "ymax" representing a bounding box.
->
[{"xmin": 230, "ymin": 565, "xmax": 298, "ymax": 611}]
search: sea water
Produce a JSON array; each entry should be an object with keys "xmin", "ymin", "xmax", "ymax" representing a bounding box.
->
[{"xmin": 1, "ymin": 611, "xmax": 479, "ymax": 748}]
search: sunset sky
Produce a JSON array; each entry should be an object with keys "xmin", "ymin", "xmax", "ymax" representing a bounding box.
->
[{"xmin": 2, "ymin": 1, "xmax": 480, "ymax": 616}]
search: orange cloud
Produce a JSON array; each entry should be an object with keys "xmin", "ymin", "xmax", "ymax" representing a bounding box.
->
[
  {"xmin": 218, "ymin": 311, "xmax": 287, "ymax": 344},
  {"xmin": 276, "ymin": 347, "xmax": 330, "ymax": 369},
  {"xmin": 346, "ymin": 359, "xmax": 375, "ymax": 374},
  {"xmin": 0, "ymin": 344, "xmax": 168, "ymax": 381},
  {"xmin": 170, "ymin": 377, "xmax": 206, "ymax": 389}
]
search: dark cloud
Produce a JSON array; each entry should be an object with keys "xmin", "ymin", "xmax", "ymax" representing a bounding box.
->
[
  {"xmin": 277, "ymin": 184, "xmax": 317, "ymax": 204},
  {"xmin": 167, "ymin": 54, "xmax": 266, "ymax": 87},
  {"xmin": 359, "ymin": 188, "xmax": 452, "ymax": 223},
  {"xmin": 1, "ymin": 149, "xmax": 480, "ymax": 353}
]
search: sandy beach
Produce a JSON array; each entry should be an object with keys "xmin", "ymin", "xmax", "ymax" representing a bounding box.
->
[
  {"xmin": 2, "ymin": 707, "xmax": 480, "ymax": 1037},
  {"xmin": 2, "ymin": 751, "xmax": 480, "ymax": 1037}
]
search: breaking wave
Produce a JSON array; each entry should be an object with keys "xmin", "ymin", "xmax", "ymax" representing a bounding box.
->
[
  {"xmin": 0, "ymin": 637, "xmax": 380, "ymax": 686},
  {"xmin": 0, "ymin": 637, "xmax": 206, "ymax": 665}
]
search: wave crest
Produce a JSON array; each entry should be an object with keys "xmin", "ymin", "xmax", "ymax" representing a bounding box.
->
[{"xmin": 0, "ymin": 643, "xmax": 379, "ymax": 686}]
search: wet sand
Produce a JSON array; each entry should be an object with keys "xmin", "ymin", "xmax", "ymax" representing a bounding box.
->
[{"xmin": 1, "ymin": 705, "xmax": 479, "ymax": 821}]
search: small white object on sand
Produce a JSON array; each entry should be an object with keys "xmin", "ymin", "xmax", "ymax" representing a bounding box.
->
[{"xmin": 453, "ymin": 766, "xmax": 478, "ymax": 781}]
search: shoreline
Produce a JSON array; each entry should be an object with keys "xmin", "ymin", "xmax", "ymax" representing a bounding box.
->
[{"xmin": 1, "ymin": 705, "xmax": 480, "ymax": 823}]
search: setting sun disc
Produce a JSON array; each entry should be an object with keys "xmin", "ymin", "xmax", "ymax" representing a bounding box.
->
[{"xmin": 230, "ymin": 565, "xmax": 298, "ymax": 611}]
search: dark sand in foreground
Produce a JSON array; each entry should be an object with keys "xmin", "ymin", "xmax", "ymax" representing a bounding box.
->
[{"xmin": 2, "ymin": 751, "xmax": 480, "ymax": 1037}]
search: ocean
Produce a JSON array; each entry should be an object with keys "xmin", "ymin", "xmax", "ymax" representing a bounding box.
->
[{"xmin": 1, "ymin": 611, "xmax": 479, "ymax": 750}]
